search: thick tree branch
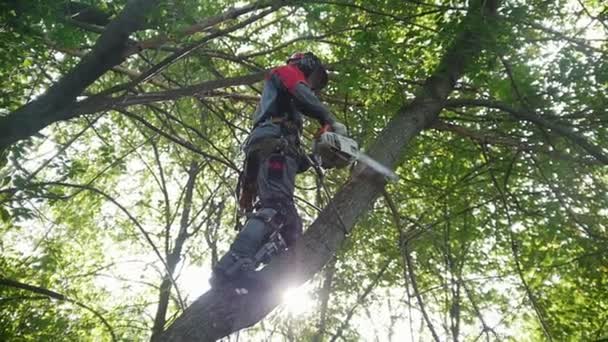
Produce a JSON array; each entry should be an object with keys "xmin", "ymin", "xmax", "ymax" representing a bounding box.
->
[
  {"xmin": 51, "ymin": 44, "xmax": 170, "ymax": 89},
  {"xmin": 0, "ymin": 0, "xmax": 159, "ymax": 151},
  {"xmin": 73, "ymin": 71, "xmax": 266, "ymax": 116}
]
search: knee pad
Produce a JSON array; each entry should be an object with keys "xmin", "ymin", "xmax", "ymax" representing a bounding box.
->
[
  {"xmin": 252, "ymin": 207, "xmax": 279, "ymax": 225},
  {"xmin": 230, "ymin": 208, "xmax": 279, "ymax": 257},
  {"xmin": 254, "ymin": 230, "xmax": 288, "ymax": 265}
]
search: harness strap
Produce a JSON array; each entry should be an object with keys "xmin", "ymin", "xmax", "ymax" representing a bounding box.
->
[
  {"xmin": 236, "ymin": 123, "xmax": 305, "ymax": 214},
  {"xmin": 248, "ymin": 137, "xmax": 288, "ymax": 158}
]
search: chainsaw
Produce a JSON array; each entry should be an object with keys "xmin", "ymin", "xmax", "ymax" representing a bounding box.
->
[{"xmin": 313, "ymin": 124, "xmax": 398, "ymax": 181}]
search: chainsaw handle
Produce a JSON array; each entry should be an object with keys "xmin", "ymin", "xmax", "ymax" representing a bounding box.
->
[{"xmin": 315, "ymin": 123, "xmax": 332, "ymax": 138}]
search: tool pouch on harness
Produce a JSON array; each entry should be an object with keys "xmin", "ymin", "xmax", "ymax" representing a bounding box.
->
[
  {"xmin": 217, "ymin": 207, "xmax": 283, "ymax": 277},
  {"xmin": 237, "ymin": 138, "xmax": 287, "ymax": 211},
  {"xmin": 237, "ymin": 155, "xmax": 259, "ymax": 213}
]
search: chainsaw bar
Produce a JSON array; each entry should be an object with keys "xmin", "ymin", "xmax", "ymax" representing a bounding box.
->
[
  {"xmin": 315, "ymin": 131, "xmax": 398, "ymax": 181},
  {"xmin": 354, "ymin": 151, "xmax": 398, "ymax": 181}
]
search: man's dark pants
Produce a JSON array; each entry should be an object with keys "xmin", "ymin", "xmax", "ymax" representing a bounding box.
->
[{"xmin": 213, "ymin": 146, "xmax": 303, "ymax": 284}]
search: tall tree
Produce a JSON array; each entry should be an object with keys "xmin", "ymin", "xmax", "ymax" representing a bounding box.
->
[
  {"xmin": 2, "ymin": 0, "xmax": 607, "ymax": 341},
  {"xmin": 158, "ymin": 0, "xmax": 501, "ymax": 339}
]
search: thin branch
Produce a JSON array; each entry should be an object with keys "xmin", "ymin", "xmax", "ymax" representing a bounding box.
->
[
  {"xmin": 23, "ymin": 181, "xmax": 186, "ymax": 311},
  {"xmin": 146, "ymin": 104, "xmax": 238, "ymax": 170},
  {"xmin": 150, "ymin": 140, "xmax": 172, "ymax": 255},
  {"xmin": 521, "ymin": 19, "xmax": 604, "ymax": 54},
  {"xmin": 0, "ymin": 277, "xmax": 117, "ymax": 341},
  {"xmin": 445, "ymin": 98, "xmax": 608, "ymax": 164},
  {"xmin": 312, "ymin": 257, "xmax": 337, "ymax": 342},
  {"xmin": 432, "ymin": 119, "xmax": 602, "ymax": 165},
  {"xmin": 126, "ymin": 4, "xmax": 283, "ymax": 89},
  {"xmin": 307, "ymin": 0, "xmax": 454, "ymax": 32},
  {"xmin": 384, "ymin": 191, "xmax": 441, "ymax": 342},
  {"xmin": 461, "ymin": 274, "xmax": 499, "ymax": 341},
  {"xmin": 328, "ymin": 259, "xmax": 392, "ymax": 342},
  {"xmin": 27, "ymin": 113, "xmax": 104, "ymax": 182},
  {"xmin": 151, "ymin": 162, "xmax": 200, "ymax": 340},
  {"xmin": 479, "ymin": 145, "xmax": 553, "ymax": 341},
  {"xmin": 73, "ymin": 71, "xmax": 266, "ymax": 116},
  {"xmin": 117, "ymin": 109, "xmax": 238, "ymax": 171},
  {"xmin": 241, "ymin": 23, "xmax": 383, "ymax": 58},
  {"xmin": 126, "ymin": 0, "xmax": 278, "ymax": 56}
]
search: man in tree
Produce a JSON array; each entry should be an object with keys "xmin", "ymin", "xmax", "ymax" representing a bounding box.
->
[{"xmin": 211, "ymin": 52, "xmax": 347, "ymax": 290}]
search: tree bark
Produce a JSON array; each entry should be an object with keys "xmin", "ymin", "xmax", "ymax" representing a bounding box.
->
[
  {"xmin": 0, "ymin": 0, "xmax": 159, "ymax": 151},
  {"xmin": 158, "ymin": 1, "xmax": 501, "ymax": 340}
]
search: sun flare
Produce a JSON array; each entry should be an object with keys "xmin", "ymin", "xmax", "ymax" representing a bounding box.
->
[{"xmin": 282, "ymin": 285, "xmax": 313, "ymax": 316}]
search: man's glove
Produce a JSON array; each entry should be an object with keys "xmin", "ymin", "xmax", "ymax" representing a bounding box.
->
[{"xmin": 330, "ymin": 121, "xmax": 347, "ymax": 136}]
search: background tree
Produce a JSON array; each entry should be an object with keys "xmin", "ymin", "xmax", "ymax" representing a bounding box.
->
[{"xmin": 1, "ymin": 0, "xmax": 607, "ymax": 341}]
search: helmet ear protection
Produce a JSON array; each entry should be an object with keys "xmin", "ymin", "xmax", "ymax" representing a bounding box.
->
[
  {"xmin": 287, "ymin": 52, "xmax": 328, "ymax": 90},
  {"xmin": 307, "ymin": 66, "xmax": 328, "ymax": 91}
]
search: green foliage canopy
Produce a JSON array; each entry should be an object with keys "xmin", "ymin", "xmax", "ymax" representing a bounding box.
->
[{"xmin": 1, "ymin": 0, "xmax": 607, "ymax": 340}]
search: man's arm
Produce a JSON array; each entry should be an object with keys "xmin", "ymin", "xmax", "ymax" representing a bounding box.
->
[
  {"xmin": 271, "ymin": 64, "xmax": 345, "ymax": 134},
  {"xmin": 292, "ymin": 83, "xmax": 335, "ymax": 125},
  {"xmin": 291, "ymin": 83, "xmax": 348, "ymax": 135}
]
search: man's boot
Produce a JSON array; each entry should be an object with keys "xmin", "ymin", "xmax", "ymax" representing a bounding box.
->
[
  {"xmin": 210, "ymin": 252, "xmax": 255, "ymax": 287},
  {"xmin": 209, "ymin": 207, "xmax": 281, "ymax": 290}
]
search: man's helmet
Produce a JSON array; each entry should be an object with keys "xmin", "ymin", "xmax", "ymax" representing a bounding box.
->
[
  {"xmin": 287, "ymin": 52, "xmax": 328, "ymax": 90},
  {"xmin": 286, "ymin": 52, "xmax": 306, "ymax": 64}
]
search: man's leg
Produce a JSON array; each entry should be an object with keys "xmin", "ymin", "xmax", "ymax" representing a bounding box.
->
[
  {"xmin": 212, "ymin": 208, "xmax": 277, "ymax": 282},
  {"xmin": 211, "ymin": 151, "xmax": 299, "ymax": 288},
  {"xmin": 280, "ymin": 204, "xmax": 302, "ymax": 247}
]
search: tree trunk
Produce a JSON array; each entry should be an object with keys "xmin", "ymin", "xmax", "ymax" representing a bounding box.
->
[{"xmin": 158, "ymin": 1, "xmax": 501, "ymax": 340}]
